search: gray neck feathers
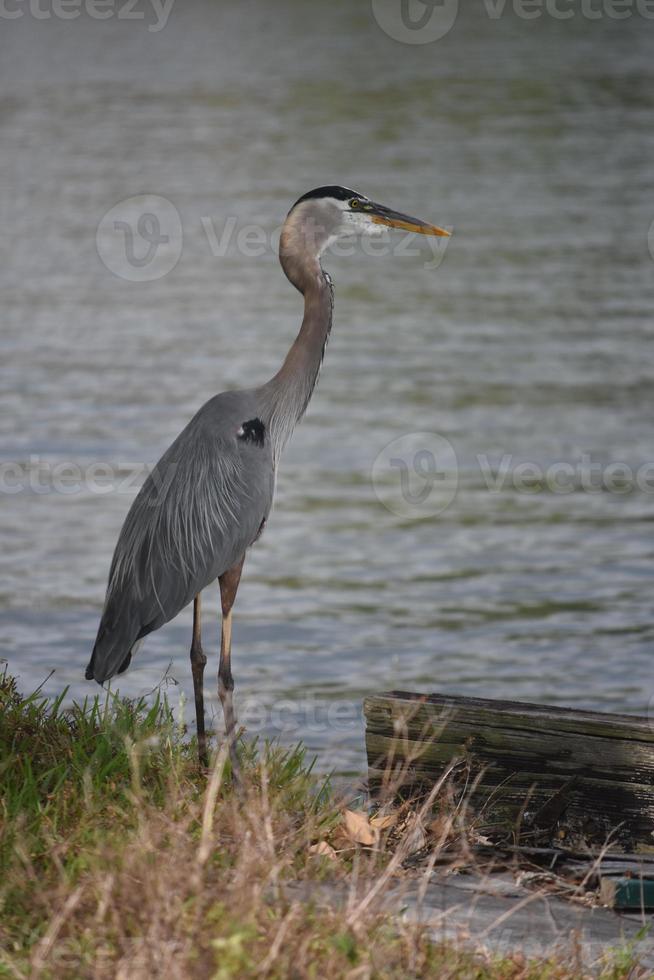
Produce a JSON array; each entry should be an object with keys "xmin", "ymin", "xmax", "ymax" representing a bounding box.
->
[{"xmin": 259, "ymin": 212, "xmax": 335, "ymax": 463}]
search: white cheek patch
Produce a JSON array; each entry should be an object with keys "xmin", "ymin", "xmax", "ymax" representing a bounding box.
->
[
  {"xmin": 364, "ymin": 220, "xmax": 385, "ymax": 238},
  {"xmin": 341, "ymin": 210, "xmax": 385, "ymax": 237}
]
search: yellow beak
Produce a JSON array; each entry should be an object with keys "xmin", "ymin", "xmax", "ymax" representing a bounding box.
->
[{"xmin": 368, "ymin": 202, "xmax": 450, "ymax": 237}]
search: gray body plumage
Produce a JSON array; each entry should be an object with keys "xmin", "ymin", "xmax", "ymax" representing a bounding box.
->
[
  {"xmin": 87, "ymin": 389, "xmax": 277, "ymax": 682},
  {"xmin": 87, "ymin": 249, "xmax": 334, "ymax": 685}
]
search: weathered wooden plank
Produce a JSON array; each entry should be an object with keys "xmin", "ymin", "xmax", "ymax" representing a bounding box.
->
[
  {"xmin": 365, "ymin": 725, "xmax": 654, "ymax": 783},
  {"xmin": 364, "ymin": 691, "xmax": 654, "ymax": 853},
  {"xmin": 366, "ymin": 691, "xmax": 654, "ymax": 743}
]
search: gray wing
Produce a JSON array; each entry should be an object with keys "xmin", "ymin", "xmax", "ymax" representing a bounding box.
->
[{"xmin": 86, "ymin": 391, "xmax": 274, "ymax": 683}]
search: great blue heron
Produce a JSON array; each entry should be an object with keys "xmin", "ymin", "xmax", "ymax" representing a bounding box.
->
[{"xmin": 86, "ymin": 186, "xmax": 449, "ymax": 770}]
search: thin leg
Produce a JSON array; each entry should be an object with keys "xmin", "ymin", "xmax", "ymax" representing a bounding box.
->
[
  {"xmin": 218, "ymin": 557, "xmax": 245, "ymax": 780},
  {"xmin": 190, "ymin": 593, "xmax": 208, "ymax": 768}
]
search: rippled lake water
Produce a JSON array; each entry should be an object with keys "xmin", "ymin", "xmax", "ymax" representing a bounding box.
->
[{"xmin": 1, "ymin": 1, "xmax": 653, "ymax": 774}]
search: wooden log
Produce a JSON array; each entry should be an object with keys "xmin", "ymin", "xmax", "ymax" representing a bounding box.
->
[{"xmin": 364, "ymin": 691, "xmax": 654, "ymax": 853}]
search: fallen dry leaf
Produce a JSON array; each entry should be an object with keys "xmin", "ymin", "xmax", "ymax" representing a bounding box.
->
[
  {"xmin": 309, "ymin": 841, "xmax": 337, "ymax": 861},
  {"xmin": 343, "ymin": 809, "xmax": 376, "ymax": 846},
  {"xmin": 370, "ymin": 811, "xmax": 397, "ymax": 832}
]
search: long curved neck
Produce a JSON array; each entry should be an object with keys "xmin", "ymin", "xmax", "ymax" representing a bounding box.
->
[{"xmin": 260, "ymin": 216, "xmax": 334, "ymax": 463}]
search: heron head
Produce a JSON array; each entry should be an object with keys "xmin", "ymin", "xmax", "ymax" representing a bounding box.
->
[{"xmin": 287, "ymin": 185, "xmax": 450, "ymax": 257}]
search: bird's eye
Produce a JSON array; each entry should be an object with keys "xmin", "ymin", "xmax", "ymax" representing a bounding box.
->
[{"xmin": 349, "ymin": 199, "xmax": 360, "ymax": 209}]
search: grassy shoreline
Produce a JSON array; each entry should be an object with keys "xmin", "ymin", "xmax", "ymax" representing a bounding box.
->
[{"xmin": 0, "ymin": 669, "xmax": 646, "ymax": 978}]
